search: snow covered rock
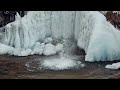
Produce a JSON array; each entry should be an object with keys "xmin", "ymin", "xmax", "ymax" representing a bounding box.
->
[{"xmin": 43, "ymin": 43, "xmax": 56, "ymax": 56}]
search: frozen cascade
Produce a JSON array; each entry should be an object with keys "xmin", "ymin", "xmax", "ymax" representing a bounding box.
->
[
  {"xmin": 1, "ymin": 11, "xmax": 120, "ymax": 70},
  {"xmin": 0, "ymin": 11, "xmax": 77, "ymax": 57},
  {"xmin": 1, "ymin": 11, "xmax": 76, "ymax": 50}
]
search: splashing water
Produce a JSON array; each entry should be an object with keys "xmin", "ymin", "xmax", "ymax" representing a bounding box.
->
[
  {"xmin": 26, "ymin": 38, "xmax": 85, "ymax": 71},
  {"xmin": 40, "ymin": 38, "xmax": 85, "ymax": 70}
]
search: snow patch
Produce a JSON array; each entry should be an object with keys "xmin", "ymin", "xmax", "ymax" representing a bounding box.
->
[{"xmin": 105, "ymin": 62, "xmax": 120, "ymax": 70}]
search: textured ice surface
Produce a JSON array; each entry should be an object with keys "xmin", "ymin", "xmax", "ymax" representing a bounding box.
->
[
  {"xmin": 0, "ymin": 11, "xmax": 76, "ymax": 57},
  {"xmin": 76, "ymin": 11, "xmax": 120, "ymax": 62},
  {"xmin": 30, "ymin": 42, "xmax": 45, "ymax": 55}
]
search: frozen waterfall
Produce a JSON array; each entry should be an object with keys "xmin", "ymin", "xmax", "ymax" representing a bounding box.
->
[{"xmin": 0, "ymin": 11, "xmax": 120, "ymax": 63}]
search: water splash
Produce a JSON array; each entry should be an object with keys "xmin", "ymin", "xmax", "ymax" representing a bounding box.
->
[{"xmin": 25, "ymin": 38, "xmax": 85, "ymax": 71}]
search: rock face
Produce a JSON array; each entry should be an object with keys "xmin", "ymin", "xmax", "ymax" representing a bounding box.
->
[
  {"xmin": 105, "ymin": 11, "xmax": 120, "ymax": 29},
  {"xmin": 1, "ymin": 11, "xmax": 120, "ymax": 62},
  {"xmin": 0, "ymin": 11, "xmax": 25, "ymax": 27}
]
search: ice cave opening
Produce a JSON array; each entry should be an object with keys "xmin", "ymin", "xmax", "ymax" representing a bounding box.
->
[{"xmin": 0, "ymin": 11, "xmax": 120, "ymax": 70}]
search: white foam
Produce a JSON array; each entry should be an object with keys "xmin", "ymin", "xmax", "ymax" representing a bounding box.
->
[{"xmin": 41, "ymin": 57, "xmax": 83, "ymax": 70}]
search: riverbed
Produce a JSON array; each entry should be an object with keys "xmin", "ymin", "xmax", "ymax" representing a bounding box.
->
[{"xmin": 0, "ymin": 54, "xmax": 120, "ymax": 79}]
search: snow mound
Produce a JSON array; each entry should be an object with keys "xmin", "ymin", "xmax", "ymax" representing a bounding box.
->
[
  {"xmin": 41, "ymin": 57, "xmax": 84, "ymax": 70},
  {"xmin": 105, "ymin": 62, "xmax": 120, "ymax": 70}
]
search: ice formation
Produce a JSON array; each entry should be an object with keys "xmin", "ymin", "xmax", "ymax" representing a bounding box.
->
[
  {"xmin": 75, "ymin": 11, "xmax": 120, "ymax": 62},
  {"xmin": 0, "ymin": 11, "xmax": 76, "ymax": 56},
  {"xmin": 0, "ymin": 11, "xmax": 120, "ymax": 64}
]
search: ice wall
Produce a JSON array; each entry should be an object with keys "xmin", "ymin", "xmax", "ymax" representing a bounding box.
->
[
  {"xmin": 1, "ymin": 11, "xmax": 76, "ymax": 49},
  {"xmin": 75, "ymin": 11, "xmax": 120, "ymax": 62}
]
